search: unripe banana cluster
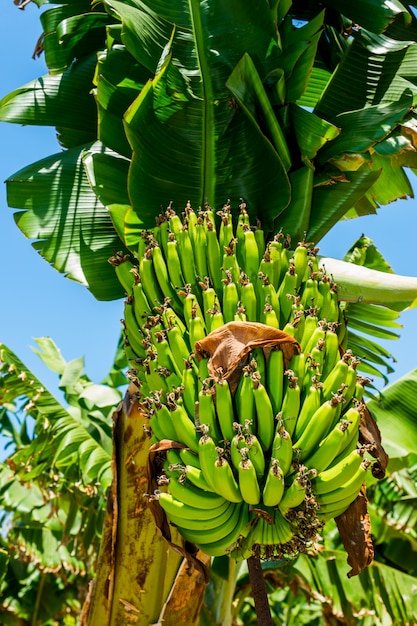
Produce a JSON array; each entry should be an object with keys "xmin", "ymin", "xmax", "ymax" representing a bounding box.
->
[{"xmin": 112, "ymin": 201, "xmax": 371, "ymax": 560}]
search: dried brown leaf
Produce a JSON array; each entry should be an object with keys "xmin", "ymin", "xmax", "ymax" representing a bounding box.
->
[
  {"xmin": 156, "ymin": 552, "xmax": 211, "ymax": 625},
  {"xmin": 194, "ymin": 321, "xmax": 300, "ymax": 392},
  {"xmin": 335, "ymin": 486, "xmax": 374, "ymax": 578},
  {"xmin": 358, "ymin": 403, "xmax": 389, "ymax": 479}
]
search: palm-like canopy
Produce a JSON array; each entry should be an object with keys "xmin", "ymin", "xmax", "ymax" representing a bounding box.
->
[
  {"xmin": 2, "ymin": 0, "xmax": 417, "ymax": 300},
  {"xmin": 2, "ymin": 1, "xmax": 417, "ymax": 624}
]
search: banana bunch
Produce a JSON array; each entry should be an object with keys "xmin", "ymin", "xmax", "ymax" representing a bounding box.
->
[{"xmin": 112, "ymin": 202, "xmax": 371, "ymax": 560}]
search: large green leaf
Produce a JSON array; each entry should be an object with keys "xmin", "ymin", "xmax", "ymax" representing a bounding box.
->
[
  {"xmin": 95, "ymin": 45, "xmax": 151, "ymax": 157},
  {"xmin": 103, "ymin": 0, "xmax": 296, "ymax": 228},
  {"xmin": 0, "ymin": 53, "xmax": 98, "ymax": 148},
  {"xmin": 295, "ymin": 549, "xmax": 417, "ymax": 625},
  {"xmin": 322, "ymin": 0, "xmax": 410, "ymax": 34},
  {"xmin": 367, "ymin": 368, "xmax": 417, "ymax": 469},
  {"xmin": 306, "ymin": 167, "xmax": 381, "ymax": 242},
  {"xmin": 39, "ymin": 1, "xmax": 99, "ymax": 73},
  {"xmin": 316, "ymin": 30, "xmax": 417, "ymax": 119},
  {"xmin": 6, "ymin": 145, "xmax": 126, "ymax": 301}
]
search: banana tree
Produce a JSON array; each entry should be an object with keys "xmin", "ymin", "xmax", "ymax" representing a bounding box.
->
[{"xmin": 2, "ymin": 0, "xmax": 417, "ymax": 624}]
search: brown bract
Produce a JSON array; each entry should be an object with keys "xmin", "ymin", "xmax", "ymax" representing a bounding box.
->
[
  {"xmin": 335, "ymin": 487, "xmax": 374, "ymax": 578},
  {"xmin": 358, "ymin": 403, "xmax": 389, "ymax": 479},
  {"xmin": 194, "ymin": 321, "xmax": 300, "ymax": 392}
]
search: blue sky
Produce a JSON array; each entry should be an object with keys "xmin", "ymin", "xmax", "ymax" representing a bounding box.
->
[{"xmin": 0, "ymin": 2, "xmax": 416, "ymax": 401}]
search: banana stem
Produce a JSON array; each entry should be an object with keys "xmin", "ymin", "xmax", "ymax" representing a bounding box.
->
[
  {"xmin": 247, "ymin": 556, "xmax": 274, "ymax": 626},
  {"xmin": 319, "ymin": 257, "xmax": 417, "ymax": 310}
]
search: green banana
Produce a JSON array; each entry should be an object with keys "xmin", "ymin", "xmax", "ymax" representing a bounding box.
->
[
  {"xmin": 167, "ymin": 395, "xmax": 200, "ymax": 453},
  {"xmin": 279, "ymin": 471, "xmax": 307, "ymax": 515},
  {"xmin": 197, "ymin": 503, "xmax": 250, "ymax": 557},
  {"xmin": 215, "ymin": 378, "xmax": 236, "ymax": 442},
  {"xmin": 322, "ymin": 352, "xmax": 351, "ymax": 401},
  {"xmin": 278, "ymin": 260, "xmax": 298, "ymax": 325},
  {"xmin": 266, "ymin": 348, "xmax": 284, "ymax": 415},
  {"xmin": 178, "ymin": 447, "xmax": 201, "ymax": 469},
  {"xmin": 303, "ymin": 320, "xmax": 327, "ymax": 356},
  {"xmin": 312, "ymin": 449, "xmax": 365, "ymax": 495},
  {"xmin": 300, "ymin": 268, "xmax": 320, "ymax": 310},
  {"xmin": 222, "ymin": 271, "xmax": 240, "ymax": 323},
  {"xmin": 206, "ymin": 300, "xmax": 225, "ymax": 332},
  {"xmin": 262, "ymin": 459, "xmax": 285, "ymax": 507},
  {"xmin": 139, "ymin": 247, "xmax": 164, "ymax": 308},
  {"xmin": 261, "ymin": 302, "xmax": 280, "ymax": 328},
  {"xmin": 242, "ymin": 226, "xmax": 260, "ymax": 283},
  {"xmin": 252, "ymin": 373, "xmax": 275, "ymax": 451},
  {"xmin": 293, "ymin": 393, "xmax": 344, "ymax": 459},
  {"xmin": 316, "ymin": 273, "xmax": 332, "ymax": 320},
  {"xmin": 205, "ymin": 220, "xmax": 223, "ymax": 294},
  {"xmin": 239, "ymin": 274, "xmax": 258, "ymax": 321},
  {"xmin": 222, "ymin": 239, "xmax": 241, "ymax": 285},
  {"xmin": 254, "ymin": 225, "xmax": 265, "ymax": 260},
  {"xmin": 111, "ymin": 253, "xmax": 136, "ymax": 295},
  {"xmin": 189, "ymin": 307, "xmax": 207, "ymax": 347},
  {"xmin": 177, "ymin": 227, "xmax": 198, "ymax": 291},
  {"xmin": 257, "ymin": 274, "xmax": 280, "ymax": 322},
  {"xmin": 230, "ymin": 431, "xmax": 247, "ymax": 472},
  {"xmin": 167, "ymin": 474, "xmax": 227, "ymax": 509},
  {"xmin": 269, "ymin": 509, "xmax": 294, "ymax": 544},
  {"xmin": 157, "ymin": 491, "xmax": 229, "ymax": 520},
  {"xmin": 211, "ymin": 455, "xmax": 243, "ymax": 503},
  {"xmin": 235, "ymin": 367, "xmax": 256, "ymax": 432},
  {"xmin": 219, "ymin": 207, "xmax": 234, "ymax": 250},
  {"xmin": 303, "ymin": 415, "xmax": 359, "ymax": 473},
  {"xmin": 268, "ymin": 235, "xmax": 283, "ymax": 289},
  {"xmin": 315, "ymin": 459, "xmax": 371, "ymax": 507},
  {"xmin": 293, "ymin": 379, "xmax": 322, "ymax": 442},
  {"xmin": 132, "ymin": 280, "xmax": 152, "ymax": 330},
  {"xmin": 293, "ymin": 242, "xmax": 309, "ymax": 289},
  {"xmin": 166, "ymin": 321, "xmax": 191, "ymax": 371},
  {"xmin": 154, "ymin": 331, "xmax": 181, "ymax": 376},
  {"xmin": 271, "ymin": 425, "xmax": 293, "ymax": 475},
  {"xmin": 245, "ymin": 433, "xmax": 266, "ymax": 478},
  {"xmin": 194, "ymin": 220, "xmax": 209, "ymax": 279},
  {"xmin": 181, "ymin": 363, "xmax": 198, "ymax": 417},
  {"xmin": 151, "ymin": 243, "xmax": 183, "ymax": 313},
  {"xmin": 166, "ymin": 500, "xmax": 236, "ymax": 532},
  {"xmin": 321, "ymin": 324, "xmax": 341, "ymax": 379},
  {"xmin": 198, "ymin": 433, "xmax": 222, "ymax": 491},
  {"xmin": 122, "ymin": 299, "xmax": 147, "ymax": 359},
  {"xmin": 197, "ymin": 387, "xmax": 223, "ymax": 442},
  {"xmin": 151, "ymin": 397, "xmax": 179, "ymax": 441},
  {"xmin": 238, "ymin": 456, "xmax": 261, "ymax": 505},
  {"xmin": 258, "ymin": 247, "xmax": 277, "ymax": 287},
  {"xmin": 299, "ymin": 307, "xmax": 319, "ymax": 351},
  {"xmin": 280, "ymin": 371, "xmax": 301, "ymax": 436},
  {"xmin": 201, "ymin": 279, "xmax": 217, "ymax": 326}
]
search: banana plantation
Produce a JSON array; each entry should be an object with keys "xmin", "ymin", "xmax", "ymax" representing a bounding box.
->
[{"xmin": 2, "ymin": 0, "xmax": 417, "ymax": 624}]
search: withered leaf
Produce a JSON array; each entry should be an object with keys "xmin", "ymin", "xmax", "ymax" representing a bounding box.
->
[
  {"xmin": 156, "ymin": 551, "xmax": 211, "ymax": 625},
  {"xmin": 358, "ymin": 403, "xmax": 389, "ymax": 479},
  {"xmin": 194, "ymin": 321, "xmax": 300, "ymax": 392},
  {"xmin": 335, "ymin": 486, "xmax": 374, "ymax": 578}
]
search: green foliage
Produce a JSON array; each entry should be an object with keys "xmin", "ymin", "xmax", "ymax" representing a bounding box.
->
[
  {"xmin": 0, "ymin": 337, "xmax": 126, "ymax": 624},
  {"xmin": 3, "ymin": 1, "xmax": 417, "ymax": 298}
]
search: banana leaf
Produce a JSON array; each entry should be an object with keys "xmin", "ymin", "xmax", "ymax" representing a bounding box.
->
[
  {"xmin": 0, "ymin": 340, "xmax": 115, "ymax": 488},
  {"xmin": 294, "ymin": 549, "xmax": 417, "ymax": 625},
  {"xmin": 6, "ymin": 145, "xmax": 127, "ymax": 301},
  {"xmin": 367, "ymin": 368, "xmax": 417, "ymax": 469}
]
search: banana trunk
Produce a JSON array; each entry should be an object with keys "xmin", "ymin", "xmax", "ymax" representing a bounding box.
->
[{"xmin": 81, "ymin": 385, "xmax": 204, "ymax": 626}]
